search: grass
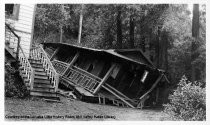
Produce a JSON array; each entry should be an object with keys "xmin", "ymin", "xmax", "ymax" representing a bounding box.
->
[{"xmin": 5, "ymin": 96, "xmax": 171, "ymax": 121}]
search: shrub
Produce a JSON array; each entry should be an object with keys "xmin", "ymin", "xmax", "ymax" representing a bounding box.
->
[
  {"xmin": 164, "ymin": 75, "xmax": 206, "ymax": 121},
  {"xmin": 5, "ymin": 62, "xmax": 30, "ymax": 98}
]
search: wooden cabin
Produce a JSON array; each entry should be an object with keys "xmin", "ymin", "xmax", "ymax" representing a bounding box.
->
[
  {"xmin": 4, "ymin": 4, "xmax": 169, "ymax": 108},
  {"xmin": 5, "ymin": 4, "xmax": 36, "ymax": 57},
  {"xmin": 43, "ymin": 42, "xmax": 169, "ymax": 108}
]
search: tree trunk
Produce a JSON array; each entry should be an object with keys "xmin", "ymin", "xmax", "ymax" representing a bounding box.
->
[
  {"xmin": 160, "ymin": 31, "xmax": 168, "ymax": 71},
  {"xmin": 129, "ymin": 12, "xmax": 134, "ymax": 48},
  {"xmin": 117, "ymin": 6, "xmax": 122, "ymax": 49},
  {"xmin": 191, "ymin": 4, "xmax": 199, "ymax": 81},
  {"xmin": 105, "ymin": 26, "xmax": 113, "ymax": 49},
  {"xmin": 155, "ymin": 27, "xmax": 161, "ymax": 68},
  {"xmin": 59, "ymin": 25, "xmax": 63, "ymax": 43},
  {"xmin": 78, "ymin": 4, "xmax": 84, "ymax": 44}
]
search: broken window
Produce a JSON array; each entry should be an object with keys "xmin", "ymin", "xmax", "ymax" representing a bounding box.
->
[
  {"xmin": 141, "ymin": 70, "xmax": 149, "ymax": 83},
  {"xmin": 5, "ymin": 4, "xmax": 20, "ymax": 20}
]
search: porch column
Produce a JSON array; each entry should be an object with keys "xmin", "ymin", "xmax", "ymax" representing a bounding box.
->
[
  {"xmin": 62, "ymin": 52, "xmax": 80, "ymax": 76},
  {"xmin": 93, "ymin": 63, "xmax": 116, "ymax": 94},
  {"xmin": 50, "ymin": 47, "xmax": 60, "ymax": 61}
]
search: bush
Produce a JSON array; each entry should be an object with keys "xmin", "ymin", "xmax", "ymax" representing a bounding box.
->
[
  {"xmin": 5, "ymin": 62, "xmax": 30, "ymax": 98},
  {"xmin": 163, "ymin": 76, "xmax": 206, "ymax": 121}
]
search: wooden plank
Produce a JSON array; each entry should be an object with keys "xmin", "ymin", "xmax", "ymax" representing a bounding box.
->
[
  {"xmin": 21, "ymin": 4, "xmax": 35, "ymax": 11},
  {"xmin": 19, "ymin": 13, "xmax": 33, "ymax": 19},
  {"xmin": 50, "ymin": 47, "xmax": 60, "ymax": 61},
  {"xmin": 15, "ymin": 21, "xmax": 33, "ymax": 27},
  {"xmin": 16, "ymin": 19, "xmax": 33, "ymax": 26},
  {"xmin": 104, "ymin": 83, "xmax": 134, "ymax": 102},
  {"xmin": 139, "ymin": 74, "xmax": 163, "ymax": 100},
  {"xmin": 22, "ymin": 4, "xmax": 35, "ymax": 8},
  {"xmin": 19, "ymin": 8, "xmax": 34, "ymax": 15},
  {"xmin": 62, "ymin": 52, "xmax": 80, "ymax": 76},
  {"xmin": 102, "ymin": 85, "xmax": 135, "ymax": 108},
  {"xmin": 16, "ymin": 30, "xmax": 32, "ymax": 36},
  {"xmin": 15, "ymin": 25, "xmax": 32, "ymax": 32},
  {"xmin": 93, "ymin": 64, "xmax": 116, "ymax": 94},
  {"xmin": 19, "ymin": 16, "xmax": 33, "ymax": 22}
]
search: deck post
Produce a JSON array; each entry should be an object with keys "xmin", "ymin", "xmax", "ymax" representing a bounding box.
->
[
  {"xmin": 93, "ymin": 63, "xmax": 116, "ymax": 94},
  {"xmin": 62, "ymin": 52, "xmax": 80, "ymax": 76},
  {"xmin": 50, "ymin": 47, "xmax": 60, "ymax": 61},
  {"xmin": 137, "ymin": 74, "xmax": 163, "ymax": 108}
]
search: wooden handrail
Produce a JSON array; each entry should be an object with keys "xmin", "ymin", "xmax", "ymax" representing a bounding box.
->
[
  {"xmin": 39, "ymin": 45, "xmax": 58, "ymax": 74},
  {"xmin": 19, "ymin": 45, "xmax": 35, "ymax": 90},
  {"xmin": 5, "ymin": 23, "xmax": 34, "ymax": 89},
  {"xmin": 72, "ymin": 66, "xmax": 102, "ymax": 81},
  {"xmin": 52, "ymin": 59, "xmax": 69, "ymax": 67},
  {"xmin": 30, "ymin": 44, "xmax": 59, "ymax": 92},
  {"xmin": 5, "ymin": 23, "xmax": 20, "ymax": 60},
  {"xmin": 5, "ymin": 23, "xmax": 19, "ymax": 38}
]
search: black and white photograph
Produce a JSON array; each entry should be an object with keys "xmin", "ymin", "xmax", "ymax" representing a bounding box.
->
[{"xmin": 2, "ymin": 0, "xmax": 207, "ymax": 122}]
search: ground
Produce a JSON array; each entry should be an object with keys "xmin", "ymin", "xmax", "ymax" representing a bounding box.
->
[{"xmin": 5, "ymin": 96, "xmax": 170, "ymax": 121}]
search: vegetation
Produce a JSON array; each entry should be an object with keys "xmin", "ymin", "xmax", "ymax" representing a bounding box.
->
[
  {"xmin": 164, "ymin": 76, "xmax": 206, "ymax": 121},
  {"xmin": 5, "ymin": 61, "xmax": 30, "ymax": 98},
  {"xmin": 33, "ymin": 4, "xmax": 206, "ymax": 120},
  {"xmin": 34, "ymin": 4, "xmax": 206, "ymax": 85}
]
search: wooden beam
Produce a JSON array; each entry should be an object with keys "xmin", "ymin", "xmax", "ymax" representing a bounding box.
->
[
  {"xmin": 139, "ymin": 74, "xmax": 163, "ymax": 100},
  {"xmin": 62, "ymin": 52, "xmax": 80, "ymax": 76},
  {"xmin": 104, "ymin": 83, "xmax": 135, "ymax": 103},
  {"xmin": 102, "ymin": 85, "xmax": 135, "ymax": 108},
  {"xmin": 50, "ymin": 47, "xmax": 60, "ymax": 61},
  {"xmin": 93, "ymin": 63, "xmax": 116, "ymax": 94}
]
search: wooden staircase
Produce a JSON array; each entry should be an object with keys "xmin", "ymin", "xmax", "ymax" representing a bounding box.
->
[
  {"xmin": 28, "ymin": 59, "xmax": 59, "ymax": 100},
  {"xmin": 5, "ymin": 23, "xmax": 60, "ymax": 101}
]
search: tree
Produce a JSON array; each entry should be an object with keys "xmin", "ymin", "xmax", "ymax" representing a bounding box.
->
[
  {"xmin": 78, "ymin": 4, "xmax": 84, "ymax": 44},
  {"xmin": 191, "ymin": 4, "xmax": 199, "ymax": 82},
  {"xmin": 116, "ymin": 5, "xmax": 123, "ymax": 49}
]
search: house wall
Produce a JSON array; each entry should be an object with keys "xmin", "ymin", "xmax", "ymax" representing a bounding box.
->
[{"xmin": 6, "ymin": 4, "xmax": 36, "ymax": 57}]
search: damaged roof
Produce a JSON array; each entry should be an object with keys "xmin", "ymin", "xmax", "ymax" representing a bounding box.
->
[{"xmin": 42, "ymin": 42, "xmax": 157, "ymax": 70}]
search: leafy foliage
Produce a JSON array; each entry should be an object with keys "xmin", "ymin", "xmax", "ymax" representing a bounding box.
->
[
  {"xmin": 34, "ymin": 4, "xmax": 206, "ymax": 84},
  {"xmin": 164, "ymin": 76, "xmax": 206, "ymax": 121},
  {"xmin": 5, "ymin": 62, "xmax": 30, "ymax": 98}
]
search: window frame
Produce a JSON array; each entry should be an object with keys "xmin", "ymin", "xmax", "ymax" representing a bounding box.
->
[{"xmin": 5, "ymin": 4, "xmax": 20, "ymax": 20}]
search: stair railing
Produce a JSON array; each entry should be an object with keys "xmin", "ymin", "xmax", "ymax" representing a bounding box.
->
[
  {"xmin": 30, "ymin": 44, "xmax": 59, "ymax": 92},
  {"xmin": 19, "ymin": 46, "xmax": 35, "ymax": 90},
  {"xmin": 5, "ymin": 23, "xmax": 35, "ymax": 90},
  {"xmin": 5, "ymin": 23, "xmax": 20, "ymax": 60}
]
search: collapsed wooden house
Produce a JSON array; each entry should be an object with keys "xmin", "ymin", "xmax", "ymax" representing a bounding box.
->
[
  {"xmin": 5, "ymin": 4, "xmax": 169, "ymax": 109},
  {"xmin": 43, "ymin": 42, "xmax": 169, "ymax": 108}
]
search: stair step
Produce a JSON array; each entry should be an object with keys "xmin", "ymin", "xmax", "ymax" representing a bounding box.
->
[
  {"xmin": 34, "ymin": 68, "xmax": 45, "ymax": 72},
  {"xmin": 28, "ymin": 58, "xmax": 41, "ymax": 63},
  {"xmin": 35, "ymin": 72, "xmax": 47, "ymax": 76},
  {"xmin": 34, "ymin": 79, "xmax": 51, "ymax": 84},
  {"xmin": 30, "ymin": 91, "xmax": 58, "ymax": 98},
  {"xmin": 32, "ymin": 87, "xmax": 55, "ymax": 92},
  {"xmin": 33, "ymin": 83, "xmax": 53, "ymax": 88},
  {"xmin": 34, "ymin": 75, "xmax": 48, "ymax": 80},
  {"xmin": 31, "ymin": 64, "xmax": 43, "ymax": 68}
]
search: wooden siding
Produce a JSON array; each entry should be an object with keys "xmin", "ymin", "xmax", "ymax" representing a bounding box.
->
[
  {"xmin": 6, "ymin": 4, "xmax": 35, "ymax": 57},
  {"xmin": 15, "ymin": 4, "xmax": 35, "ymax": 56}
]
